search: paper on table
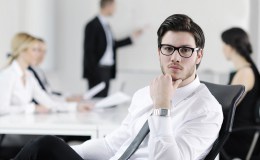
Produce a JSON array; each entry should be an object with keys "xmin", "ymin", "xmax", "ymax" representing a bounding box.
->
[
  {"xmin": 83, "ymin": 82, "xmax": 106, "ymax": 100},
  {"xmin": 95, "ymin": 92, "xmax": 131, "ymax": 108}
]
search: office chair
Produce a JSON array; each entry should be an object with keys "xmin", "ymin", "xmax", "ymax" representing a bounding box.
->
[
  {"xmin": 201, "ymin": 81, "xmax": 245, "ymax": 160},
  {"xmin": 220, "ymin": 98, "xmax": 260, "ymax": 160},
  {"xmin": 0, "ymin": 134, "xmax": 23, "ymax": 160},
  {"xmin": 0, "ymin": 135, "xmax": 4, "ymax": 144}
]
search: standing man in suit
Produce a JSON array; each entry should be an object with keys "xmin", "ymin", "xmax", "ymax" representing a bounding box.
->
[{"xmin": 83, "ymin": 0, "xmax": 142, "ymax": 97}]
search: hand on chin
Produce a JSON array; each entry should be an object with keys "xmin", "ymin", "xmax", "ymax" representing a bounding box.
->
[{"xmin": 170, "ymin": 74, "xmax": 182, "ymax": 82}]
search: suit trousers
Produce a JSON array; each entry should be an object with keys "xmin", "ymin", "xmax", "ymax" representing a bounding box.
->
[
  {"xmin": 14, "ymin": 135, "xmax": 83, "ymax": 160},
  {"xmin": 88, "ymin": 65, "xmax": 112, "ymax": 97}
]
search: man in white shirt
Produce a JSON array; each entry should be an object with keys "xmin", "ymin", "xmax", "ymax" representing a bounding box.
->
[
  {"xmin": 14, "ymin": 14, "xmax": 223, "ymax": 160},
  {"xmin": 28, "ymin": 38, "xmax": 83, "ymax": 103}
]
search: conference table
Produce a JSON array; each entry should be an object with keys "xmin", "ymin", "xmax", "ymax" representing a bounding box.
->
[{"xmin": 0, "ymin": 104, "xmax": 129, "ymax": 139}]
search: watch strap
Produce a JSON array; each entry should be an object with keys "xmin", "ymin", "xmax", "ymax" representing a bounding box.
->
[{"xmin": 153, "ymin": 108, "xmax": 171, "ymax": 117}]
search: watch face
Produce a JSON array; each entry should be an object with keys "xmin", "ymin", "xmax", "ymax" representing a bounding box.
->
[{"xmin": 161, "ymin": 109, "xmax": 168, "ymax": 116}]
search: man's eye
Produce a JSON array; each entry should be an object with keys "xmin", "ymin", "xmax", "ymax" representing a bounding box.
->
[
  {"xmin": 164, "ymin": 47, "xmax": 173, "ymax": 51},
  {"xmin": 180, "ymin": 48, "xmax": 191, "ymax": 53}
]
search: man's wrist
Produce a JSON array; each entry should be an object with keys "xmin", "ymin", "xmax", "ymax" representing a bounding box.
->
[{"xmin": 153, "ymin": 108, "xmax": 171, "ymax": 117}]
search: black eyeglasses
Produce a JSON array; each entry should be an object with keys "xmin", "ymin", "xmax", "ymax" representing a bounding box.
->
[{"xmin": 159, "ymin": 44, "xmax": 200, "ymax": 58}]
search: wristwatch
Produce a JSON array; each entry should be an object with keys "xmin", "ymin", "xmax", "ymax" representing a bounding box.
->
[{"xmin": 153, "ymin": 108, "xmax": 171, "ymax": 117}]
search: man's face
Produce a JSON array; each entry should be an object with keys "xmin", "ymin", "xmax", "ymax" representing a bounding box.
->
[
  {"xmin": 106, "ymin": 2, "xmax": 116, "ymax": 16},
  {"xmin": 158, "ymin": 31, "xmax": 203, "ymax": 86},
  {"xmin": 36, "ymin": 42, "xmax": 46, "ymax": 65}
]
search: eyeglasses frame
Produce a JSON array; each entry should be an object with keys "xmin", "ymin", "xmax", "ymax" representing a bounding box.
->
[{"xmin": 159, "ymin": 44, "xmax": 201, "ymax": 58}]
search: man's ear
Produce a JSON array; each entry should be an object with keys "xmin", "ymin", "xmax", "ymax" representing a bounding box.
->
[{"xmin": 196, "ymin": 49, "xmax": 203, "ymax": 64}]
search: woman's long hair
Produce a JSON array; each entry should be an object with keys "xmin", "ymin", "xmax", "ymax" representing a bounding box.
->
[
  {"xmin": 221, "ymin": 27, "xmax": 260, "ymax": 80},
  {"xmin": 221, "ymin": 28, "xmax": 252, "ymax": 63}
]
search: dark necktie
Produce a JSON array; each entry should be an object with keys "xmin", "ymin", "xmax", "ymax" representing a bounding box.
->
[
  {"xmin": 28, "ymin": 66, "xmax": 45, "ymax": 105},
  {"xmin": 28, "ymin": 66, "xmax": 46, "ymax": 91},
  {"xmin": 118, "ymin": 120, "xmax": 150, "ymax": 160}
]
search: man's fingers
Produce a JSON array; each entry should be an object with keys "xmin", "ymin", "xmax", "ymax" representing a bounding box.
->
[{"xmin": 173, "ymin": 79, "xmax": 182, "ymax": 89}]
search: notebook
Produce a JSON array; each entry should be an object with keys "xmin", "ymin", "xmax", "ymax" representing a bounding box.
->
[
  {"xmin": 95, "ymin": 92, "xmax": 131, "ymax": 108},
  {"xmin": 83, "ymin": 82, "xmax": 106, "ymax": 100}
]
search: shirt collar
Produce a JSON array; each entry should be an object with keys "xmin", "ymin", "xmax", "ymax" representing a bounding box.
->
[
  {"xmin": 172, "ymin": 75, "xmax": 201, "ymax": 107},
  {"xmin": 98, "ymin": 14, "xmax": 109, "ymax": 26},
  {"xmin": 11, "ymin": 60, "xmax": 29, "ymax": 78}
]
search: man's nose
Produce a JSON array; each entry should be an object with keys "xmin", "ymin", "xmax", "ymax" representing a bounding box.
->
[{"xmin": 170, "ymin": 50, "xmax": 181, "ymax": 62}]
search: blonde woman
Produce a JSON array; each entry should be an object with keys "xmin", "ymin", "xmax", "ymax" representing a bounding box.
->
[
  {"xmin": 0, "ymin": 32, "xmax": 93, "ymax": 159},
  {"xmin": 0, "ymin": 32, "xmax": 93, "ymax": 115}
]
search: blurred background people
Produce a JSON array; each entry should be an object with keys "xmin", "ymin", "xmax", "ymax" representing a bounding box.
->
[
  {"xmin": 28, "ymin": 38, "xmax": 83, "ymax": 103},
  {"xmin": 220, "ymin": 27, "xmax": 260, "ymax": 159},
  {"xmin": 0, "ymin": 32, "xmax": 93, "ymax": 115},
  {"xmin": 0, "ymin": 32, "xmax": 93, "ymax": 159},
  {"xmin": 82, "ymin": 0, "xmax": 143, "ymax": 97}
]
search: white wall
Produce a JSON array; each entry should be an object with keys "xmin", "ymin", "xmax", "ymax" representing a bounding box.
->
[
  {"xmin": 249, "ymin": 1, "xmax": 260, "ymax": 70},
  {"xmin": 0, "ymin": 0, "xmax": 56, "ymax": 69},
  {"xmin": 53, "ymin": 0, "xmax": 98, "ymax": 93},
  {"xmin": 0, "ymin": 0, "xmax": 21, "ymax": 68},
  {"xmin": 112, "ymin": 0, "xmax": 250, "ymax": 73},
  {"xmin": 53, "ymin": 0, "xmax": 250, "ymax": 94},
  {"xmin": 0, "ymin": 0, "xmax": 254, "ymax": 95}
]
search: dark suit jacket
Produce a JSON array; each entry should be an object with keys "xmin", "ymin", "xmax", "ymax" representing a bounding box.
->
[{"xmin": 83, "ymin": 16, "xmax": 132, "ymax": 80}]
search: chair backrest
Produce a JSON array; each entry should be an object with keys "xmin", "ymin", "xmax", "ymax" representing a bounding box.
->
[
  {"xmin": 202, "ymin": 81, "xmax": 245, "ymax": 160},
  {"xmin": 254, "ymin": 98, "xmax": 260, "ymax": 124}
]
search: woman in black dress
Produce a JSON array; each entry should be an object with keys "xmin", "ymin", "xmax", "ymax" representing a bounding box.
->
[{"xmin": 221, "ymin": 27, "xmax": 260, "ymax": 159}]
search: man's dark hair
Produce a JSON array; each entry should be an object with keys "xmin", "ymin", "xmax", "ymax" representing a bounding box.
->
[
  {"xmin": 100, "ymin": 0, "xmax": 114, "ymax": 8},
  {"xmin": 157, "ymin": 14, "xmax": 205, "ymax": 68},
  {"xmin": 157, "ymin": 14, "xmax": 205, "ymax": 49}
]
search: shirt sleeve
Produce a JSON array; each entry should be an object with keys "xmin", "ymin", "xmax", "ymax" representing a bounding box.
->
[
  {"xmin": 147, "ymin": 110, "xmax": 223, "ymax": 160},
  {"xmin": 104, "ymin": 113, "xmax": 133, "ymax": 153},
  {"xmin": 71, "ymin": 112, "xmax": 134, "ymax": 159},
  {"xmin": 71, "ymin": 138, "xmax": 113, "ymax": 160},
  {"xmin": 31, "ymin": 75, "xmax": 77, "ymax": 112}
]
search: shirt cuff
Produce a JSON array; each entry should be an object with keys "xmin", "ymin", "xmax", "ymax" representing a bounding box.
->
[
  {"xmin": 25, "ymin": 103, "xmax": 36, "ymax": 114},
  {"xmin": 130, "ymin": 35, "xmax": 135, "ymax": 43},
  {"xmin": 148, "ymin": 115, "xmax": 173, "ymax": 137},
  {"xmin": 65, "ymin": 102, "xmax": 77, "ymax": 112},
  {"xmin": 53, "ymin": 102, "xmax": 77, "ymax": 112}
]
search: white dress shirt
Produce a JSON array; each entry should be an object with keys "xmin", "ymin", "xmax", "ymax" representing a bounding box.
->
[
  {"xmin": 30, "ymin": 66, "xmax": 51, "ymax": 92},
  {"xmin": 72, "ymin": 76, "xmax": 223, "ymax": 160},
  {"xmin": 98, "ymin": 15, "xmax": 114, "ymax": 66},
  {"xmin": 29, "ymin": 66, "xmax": 69, "ymax": 102},
  {"xmin": 0, "ymin": 61, "xmax": 77, "ymax": 115}
]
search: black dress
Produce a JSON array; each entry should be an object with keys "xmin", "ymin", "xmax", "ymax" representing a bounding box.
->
[{"xmin": 222, "ymin": 66, "xmax": 260, "ymax": 159}]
